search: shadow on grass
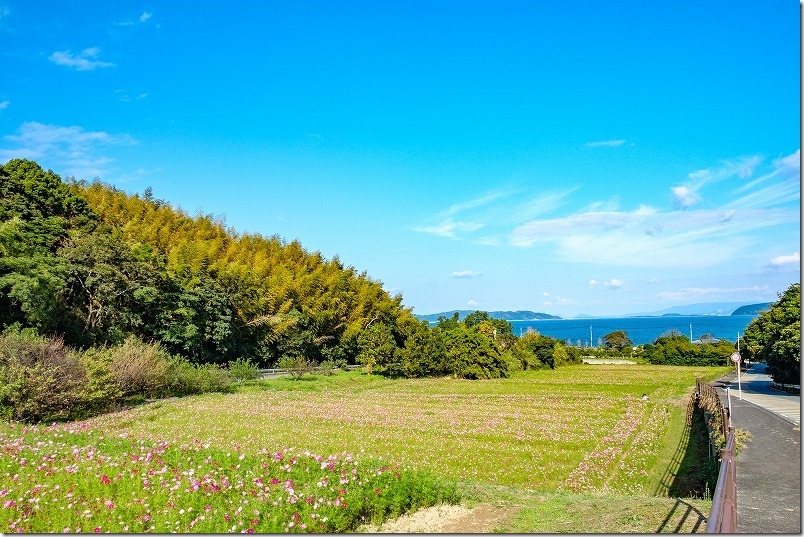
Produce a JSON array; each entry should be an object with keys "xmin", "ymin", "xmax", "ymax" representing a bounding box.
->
[
  {"xmin": 656, "ymin": 498, "xmax": 708, "ymax": 533},
  {"xmin": 653, "ymin": 401, "xmax": 716, "ymax": 532}
]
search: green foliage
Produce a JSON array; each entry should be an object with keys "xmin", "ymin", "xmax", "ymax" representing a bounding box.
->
[
  {"xmin": 0, "ymin": 159, "xmax": 410, "ymax": 369},
  {"xmin": 743, "ymin": 283, "xmax": 801, "ymax": 384},
  {"xmin": 642, "ymin": 334, "xmax": 735, "ymax": 366},
  {"xmin": 0, "ymin": 329, "xmax": 87, "ymax": 422},
  {"xmin": 277, "ymin": 354, "xmax": 315, "ymax": 379},
  {"xmin": 78, "ymin": 347, "xmax": 123, "ymax": 416},
  {"xmin": 0, "ymin": 329, "xmax": 233, "ymax": 423},
  {"xmin": 603, "ymin": 330, "xmax": 633, "ymax": 351},
  {"xmin": 396, "ymin": 319, "xmax": 447, "ymax": 378},
  {"xmin": 109, "ymin": 336, "xmax": 170, "ymax": 398},
  {"xmin": 441, "ymin": 325, "xmax": 508, "ymax": 379},
  {"xmin": 228, "ymin": 357, "xmax": 260, "ymax": 382},
  {"xmin": 513, "ymin": 329, "xmax": 559, "ymax": 369},
  {"xmin": 356, "ymin": 322, "xmax": 398, "ymax": 375}
]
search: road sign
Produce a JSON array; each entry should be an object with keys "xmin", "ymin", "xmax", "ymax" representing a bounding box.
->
[{"xmin": 730, "ymin": 352, "xmax": 741, "ymax": 363}]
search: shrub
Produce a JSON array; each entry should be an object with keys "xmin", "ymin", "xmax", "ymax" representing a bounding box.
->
[
  {"xmin": 0, "ymin": 329, "xmax": 87, "ymax": 422},
  {"xmin": 195, "ymin": 363, "xmax": 234, "ymax": 393},
  {"xmin": 164, "ymin": 356, "xmax": 234, "ymax": 396},
  {"xmin": 318, "ymin": 359, "xmax": 335, "ymax": 376},
  {"xmin": 278, "ymin": 354, "xmax": 315, "ymax": 379},
  {"xmin": 109, "ymin": 336, "xmax": 169, "ymax": 398},
  {"xmin": 78, "ymin": 347, "xmax": 122, "ymax": 417},
  {"xmin": 228, "ymin": 357, "xmax": 260, "ymax": 382}
]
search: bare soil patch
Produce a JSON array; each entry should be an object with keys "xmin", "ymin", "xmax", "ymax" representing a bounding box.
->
[{"xmin": 361, "ymin": 504, "xmax": 508, "ymax": 533}]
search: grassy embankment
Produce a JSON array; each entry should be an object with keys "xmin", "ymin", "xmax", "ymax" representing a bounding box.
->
[{"xmin": 0, "ymin": 364, "xmax": 729, "ymax": 533}]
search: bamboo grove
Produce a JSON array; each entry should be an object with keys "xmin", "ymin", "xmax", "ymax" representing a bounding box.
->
[{"xmin": 0, "ymin": 159, "xmax": 411, "ymax": 369}]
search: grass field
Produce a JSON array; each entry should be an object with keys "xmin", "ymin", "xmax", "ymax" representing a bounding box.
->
[{"xmin": 0, "ymin": 364, "xmax": 729, "ymax": 533}]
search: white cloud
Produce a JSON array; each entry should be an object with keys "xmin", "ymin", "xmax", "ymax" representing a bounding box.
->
[
  {"xmin": 0, "ymin": 121, "xmax": 136, "ymax": 180},
  {"xmin": 671, "ymin": 185, "xmax": 701, "ymax": 208},
  {"xmin": 0, "ymin": 100, "xmax": 8, "ymax": 111},
  {"xmin": 768, "ymin": 252, "xmax": 800, "ymax": 267},
  {"xmin": 604, "ymin": 279, "xmax": 624, "ymax": 289},
  {"xmin": 451, "ymin": 270, "xmax": 482, "ymax": 279},
  {"xmin": 466, "ymin": 300, "xmax": 479, "ymax": 307},
  {"xmin": 140, "ymin": 12, "xmax": 152, "ymax": 22},
  {"xmin": 49, "ymin": 48, "xmax": 114, "ymax": 71},
  {"xmin": 588, "ymin": 279, "xmax": 599, "ymax": 288},
  {"xmin": 586, "ymin": 139, "xmax": 626, "ymax": 148}
]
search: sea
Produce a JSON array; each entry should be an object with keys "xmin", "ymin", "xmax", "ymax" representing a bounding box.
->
[{"xmin": 506, "ymin": 315, "xmax": 758, "ymax": 346}]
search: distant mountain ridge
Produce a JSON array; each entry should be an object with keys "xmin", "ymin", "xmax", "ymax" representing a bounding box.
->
[
  {"xmin": 627, "ymin": 302, "xmax": 755, "ymax": 317},
  {"xmin": 415, "ymin": 310, "xmax": 562, "ymax": 322}
]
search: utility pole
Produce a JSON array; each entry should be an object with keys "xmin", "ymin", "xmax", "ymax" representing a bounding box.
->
[
  {"xmin": 590, "ymin": 325, "xmax": 593, "ymax": 348},
  {"xmin": 690, "ymin": 323, "xmax": 693, "ymax": 341}
]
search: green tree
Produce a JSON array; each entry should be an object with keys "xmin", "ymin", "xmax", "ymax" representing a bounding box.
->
[
  {"xmin": 356, "ymin": 322, "xmax": 397, "ymax": 375},
  {"xmin": 743, "ymin": 283, "xmax": 800, "ymax": 384},
  {"xmin": 441, "ymin": 325, "xmax": 508, "ymax": 379},
  {"xmin": 603, "ymin": 330, "xmax": 633, "ymax": 351}
]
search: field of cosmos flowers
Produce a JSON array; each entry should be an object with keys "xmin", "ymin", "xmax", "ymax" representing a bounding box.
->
[{"xmin": 0, "ymin": 364, "xmax": 728, "ymax": 533}]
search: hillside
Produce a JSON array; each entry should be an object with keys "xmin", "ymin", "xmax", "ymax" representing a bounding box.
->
[
  {"xmin": 731, "ymin": 303, "xmax": 772, "ymax": 316},
  {"xmin": 0, "ymin": 159, "xmax": 409, "ymax": 366},
  {"xmin": 416, "ymin": 310, "xmax": 562, "ymax": 322}
]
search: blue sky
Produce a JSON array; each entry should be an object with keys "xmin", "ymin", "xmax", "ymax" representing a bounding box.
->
[{"xmin": 0, "ymin": 0, "xmax": 800, "ymax": 317}]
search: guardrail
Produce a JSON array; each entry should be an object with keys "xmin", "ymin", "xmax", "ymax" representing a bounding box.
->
[
  {"xmin": 706, "ymin": 426, "xmax": 737, "ymax": 533},
  {"xmin": 258, "ymin": 364, "xmax": 361, "ymax": 377},
  {"xmin": 695, "ymin": 379, "xmax": 737, "ymax": 533}
]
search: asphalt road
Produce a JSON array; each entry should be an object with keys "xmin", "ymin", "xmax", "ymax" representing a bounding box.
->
[{"xmin": 715, "ymin": 363, "xmax": 801, "ymax": 534}]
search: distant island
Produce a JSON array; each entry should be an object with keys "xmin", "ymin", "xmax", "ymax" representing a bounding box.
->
[
  {"xmin": 731, "ymin": 303, "xmax": 772, "ymax": 316},
  {"xmin": 415, "ymin": 310, "xmax": 562, "ymax": 322}
]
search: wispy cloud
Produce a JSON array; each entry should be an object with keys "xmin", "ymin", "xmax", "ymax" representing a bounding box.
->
[
  {"xmin": 657, "ymin": 285, "xmax": 771, "ymax": 302},
  {"xmin": 727, "ymin": 149, "xmax": 800, "ymax": 210},
  {"xmin": 116, "ymin": 11, "xmax": 153, "ymax": 26},
  {"xmin": 509, "ymin": 205, "xmax": 796, "ymax": 267},
  {"xmin": 0, "ymin": 121, "xmax": 136, "ymax": 180},
  {"xmin": 0, "ymin": 100, "xmax": 8, "ymax": 111},
  {"xmin": 415, "ymin": 188, "xmax": 574, "ymax": 241},
  {"xmin": 414, "ymin": 220, "xmax": 483, "ymax": 239},
  {"xmin": 586, "ymin": 139, "xmax": 626, "ymax": 148},
  {"xmin": 671, "ymin": 155, "xmax": 764, "ymax": 208},
  {"xmin": 451, "ymin": 270, "xmax": 482, "ymax": 279},
  {"xmin": 115, "ymin": 90, "xmax": 148, "ymax": 103},
  {"xmin": 49, "ymin": 47, "xmax": 114, "ymax": 71}
]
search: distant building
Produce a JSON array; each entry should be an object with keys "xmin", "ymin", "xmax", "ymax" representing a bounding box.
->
[{"xmin": 692, "ymin": 333, "xmax": 720, "ymax": 344}]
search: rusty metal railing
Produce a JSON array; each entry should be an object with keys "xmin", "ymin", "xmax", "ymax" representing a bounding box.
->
[
  {"xmin": 694, "ymin": 378, "xmax": 737, "ymax": 533},
  {"xmin": 706, "ymin": 426, "xmax": 737, "ymax": 533}
]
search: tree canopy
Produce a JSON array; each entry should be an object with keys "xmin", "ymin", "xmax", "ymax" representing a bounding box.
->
[{"xmin": 743, "ymin": 283, "xmax": 800, "ymax": 385}]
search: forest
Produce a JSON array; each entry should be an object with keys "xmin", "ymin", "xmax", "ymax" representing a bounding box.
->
[{"xmin": 0, "ymin": 159, "xmax": 583, "ymax": 381}]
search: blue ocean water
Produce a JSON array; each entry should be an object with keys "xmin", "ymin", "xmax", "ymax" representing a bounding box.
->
[{"xmin": 508, "ymin": 315, "xmax": 758, "ymax": 346}]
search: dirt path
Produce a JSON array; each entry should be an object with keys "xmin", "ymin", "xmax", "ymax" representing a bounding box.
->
[{"xmin": 361, "ymin": 504, "xmax": 509, "ymax": 533}]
